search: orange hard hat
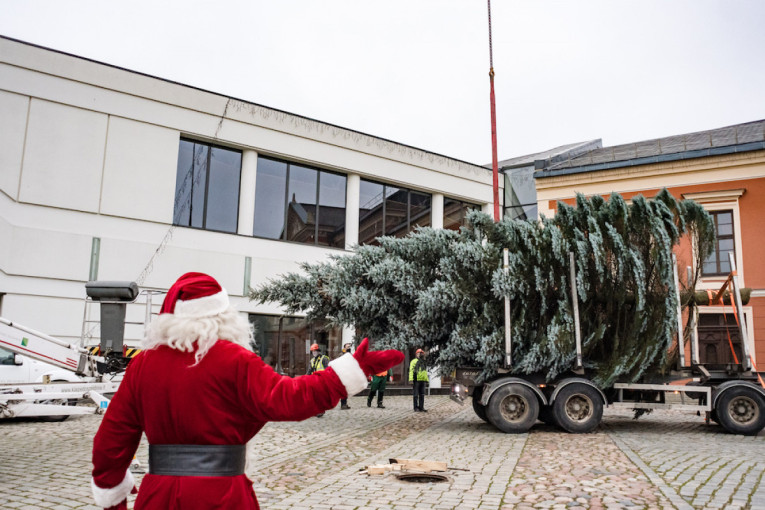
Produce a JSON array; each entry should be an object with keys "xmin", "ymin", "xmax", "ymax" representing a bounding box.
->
[
  {"xmin": 416, "ymin": 348, "xmax": 424, "ymax": 354},
  {"xmin": 310, "ymin": 343, "xmax": 320, "ymax": 351}
]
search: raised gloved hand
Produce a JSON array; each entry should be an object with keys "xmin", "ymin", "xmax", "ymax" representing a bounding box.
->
[{"xmin": 353, "ymin": 338, "xmax": 404, "ymax": 376}]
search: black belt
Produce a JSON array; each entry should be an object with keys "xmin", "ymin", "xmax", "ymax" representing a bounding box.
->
[{"xmin": 148, "ymin": 444, "xmax": 246, "ymax": 477}]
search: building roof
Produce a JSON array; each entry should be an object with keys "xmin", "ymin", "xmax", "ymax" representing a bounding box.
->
[
  {"xmin": 537, "ymin": 119, "xmax": 765, "ymax": 178},
  {"xmin": 493, "ymin": 140, "xmax": 602, "ymax": 170}
]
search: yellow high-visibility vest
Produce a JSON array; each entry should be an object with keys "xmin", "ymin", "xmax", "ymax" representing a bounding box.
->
[
  {"xmin": 310, "ymin": 354, "xmax": 329, "ymax": 373},
  {"xmin": 409, "ymin": 358, "xmax": 429, "ymax": 382}
]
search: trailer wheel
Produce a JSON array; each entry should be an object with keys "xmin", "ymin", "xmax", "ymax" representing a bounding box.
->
[
  {"xmin": 486, "ymin": 384, "xmax": 538, "ymax": 434},
  {"xmin": 715, "ymin": 386, "xmax": 765, "ymax": 436},
  {"xmin": 552, "ymin": 384, "xmax": 603, "ymax": 433},
  {"xmin": 472, "ymin": 385, "xmax": 489, "ymax": 423}
]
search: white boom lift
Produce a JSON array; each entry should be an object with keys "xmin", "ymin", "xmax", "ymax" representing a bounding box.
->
[{"xmin": 0, "ymin": 281, "xmax": 140, "ymax": 420}]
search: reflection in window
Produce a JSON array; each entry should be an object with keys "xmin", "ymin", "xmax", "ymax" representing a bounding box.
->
[
  {"xmin": 702, "ymin": 210, "xmax": 735, "ymax": 276},
  {"xmin": 503, "ymin": 168, "xmax": 538, "ymax": 220},
  {"xmin": 173, "ymin": 140, "xmax": 241, "ymax": 233},
  {"xmin": 249, "ymin": 314, "xmax": 343, "ymax": 377},
  {"xmin": 252, "ymin": 157, "xmax": 346, "ymax": 248},
  {"xmin": 358, "ymin": 179, "xmax": 432, "ymax": 245},
  {"xmin": 443, "ymin": 198, "xmax": 480, "ymax": 231},
  {"xmin": 253, "ymin": 159, "xmax": 287, "ymax": 239}
]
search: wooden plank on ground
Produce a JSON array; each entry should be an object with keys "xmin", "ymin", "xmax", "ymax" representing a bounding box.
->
[{"xmin": 389, "ymin": 458, "xmax": 448, "ymax": 472}]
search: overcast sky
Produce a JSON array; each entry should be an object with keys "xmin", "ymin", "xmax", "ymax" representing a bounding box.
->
[{"xmin": 2, "ymin": 0, "xmax": 764, "ymax": 165}]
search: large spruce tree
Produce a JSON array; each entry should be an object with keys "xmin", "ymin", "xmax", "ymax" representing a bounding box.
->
[{"xmin": 252, "ymin": 190, "xmax": 714, "ymax": 387}]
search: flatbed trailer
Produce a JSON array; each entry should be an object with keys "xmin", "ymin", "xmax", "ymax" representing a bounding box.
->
[{"xmin": 451, "ymin": 251, "xmax": 765, "ymax": 435}]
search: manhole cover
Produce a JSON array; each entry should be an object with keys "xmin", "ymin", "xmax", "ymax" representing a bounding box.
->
[{"xmin": 395, "ymin": 473, "xmax": 449, "ymax": 483}]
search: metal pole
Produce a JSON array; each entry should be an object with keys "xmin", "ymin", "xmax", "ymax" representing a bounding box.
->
[
  {"xmin": 728, "ymin": 253, "xmax": 752, "ymax": 371},
  {"xmin": 687, "ymin": 266, "xmax": 699, "ymax": 365},
  {"xmin": 487, "ymin": 0, "xmax": 500, "ymax": 222},
  {"xmin": 672, "ymin": 254, "xmax": 686, "ymax": 368},
  {"xmin": 503, "ymin": 248, "xmax": 512, "ymax": 367},
  {"xmin": 569, "ymin": 252, "xmax": 583, "ymax": 369}
]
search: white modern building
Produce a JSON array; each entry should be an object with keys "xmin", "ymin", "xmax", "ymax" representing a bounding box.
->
[{"xmin": 0, "ymin": 37, "xmax": 501, "ymax": 384}]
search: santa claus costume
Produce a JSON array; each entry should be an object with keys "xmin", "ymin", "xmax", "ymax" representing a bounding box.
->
[{"xmin": 91, "ymin": 272, "xmax": 403, "ymax": 509}]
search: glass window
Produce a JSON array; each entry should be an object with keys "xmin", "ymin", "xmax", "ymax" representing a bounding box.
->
[
  {"xmin": 0, "ymin": 347, "xmax": 16, "ymax": 365},
  {"xmin": 206, "ymin": 148, "xmax": 241, "ymax": 232},
  {"xmin": 318, "ymin": 171, "xmax": 347, "ymax": 248},
  {"xmin": 253, "ymin": 158, "xmax": 288, "ymax": 239},
  {"xmin": 359, "ymin": 180, "xmax": 385, "ymax": 245},
  {"xmin": 410, "ymin": 191, "xmax": 432, "ymax": 230},
  {"xmin": 173, "ymin": 140, "xmax": 241, "ymax": 233},
  {"xmin": 249, "ymin": 314, "xmax": 343, "ymax": 377},
  {"xmin": 385, "ymin": 186, "xmax": 408, "ymax": 238},
  {"xmin": 253, "ymin": 157, "xmax": 346, "ymax": 247},
  {"xmin": 285, "ymin": 165, "xmax": 318, "ymax": 244},
  {"xmin": 503, "ymin": 168, "xmax": 538, "ymax": 220},
  {"xmin": 359, "ymin": 179, "xmax": 432, "ymax": 245},
  {"xmin": 444, "ymin": 198, "xmax": 480, "ymax": 231},
  {"xmin": 702, "ymin": 210, "xmax": 735, "ymax": 276}
]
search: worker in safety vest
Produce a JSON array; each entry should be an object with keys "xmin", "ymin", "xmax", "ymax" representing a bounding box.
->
[
  {"xmin": 409, "ymin": 348, "xmax": 429, "ymax": 412},
  {"xmin": 339, "ymin": 343, "xmax": 353, "ymax": 410},
  {"xmin": 308, "ymin": 342, "xmax": 330, "ymax": 417},
  {"xmin": 367, "ymin": 368, "xmax": 392, "ymax": 408}
]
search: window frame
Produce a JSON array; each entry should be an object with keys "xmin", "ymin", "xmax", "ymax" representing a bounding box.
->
[
  {"xmin": 173, "ymin": 138, "xmax": 243, "ymax": 234},
  {"xmin": 694, "ymin": 306, "xmax": 755, "ymax": 364},
  {"xmin": 681, "ymin": 189, "xmax": 745, "ymax": 285},
  {"xmin": 253, "ymin": 156, "xmax": 347, "ymax": 249},
  {"xmin": 702, "ymin": 210, "xmax": 736, "ymax": 277},
  {"xmin": 358, "ymin": 178, "xmax": 432, "ymax": 245},
  {"xmin": 443, "ymin": 197, "xmax": 480, "ymax": 231}
]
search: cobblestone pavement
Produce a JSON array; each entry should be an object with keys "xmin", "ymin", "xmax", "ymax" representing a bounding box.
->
[{"xmin": 1, "ymin": 396, "xmax": 765, "ymax": 509}]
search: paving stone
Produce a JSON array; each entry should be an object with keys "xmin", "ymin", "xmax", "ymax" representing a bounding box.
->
[{"xmin": 2, "ymin": 397, "xmax": 765, "ymax": 509}]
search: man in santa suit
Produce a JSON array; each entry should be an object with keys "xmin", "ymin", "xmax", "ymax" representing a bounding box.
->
[{"xmin": 91, "ymin": 272, "xmax": 403, "ymax": 509}]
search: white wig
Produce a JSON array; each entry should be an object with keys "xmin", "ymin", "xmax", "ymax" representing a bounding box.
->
[{"xmin": 142, "ymin": 306, "xmax": 253, "ymax": 363}]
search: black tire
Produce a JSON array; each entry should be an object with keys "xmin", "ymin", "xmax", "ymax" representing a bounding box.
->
[
  {"xmin": 715, "ymin": 386, "xmax": 765, "ymax": 436},
  {"xmin": 486, "ymin": 384, "xmax": 539, "ymax": 434},
  {"xmin": 538, "ymin": 405, "xmax": 557, "ymax": 426},
  {"xmin": 552, "ymin": 383, "xmax": 604, "ymax": 434},
  {"xmin": 472, "ymin": 385, "xmax": 489, "ymax": 423}
]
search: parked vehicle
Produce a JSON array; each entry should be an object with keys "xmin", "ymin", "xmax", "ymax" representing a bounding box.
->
[
  {"xmin": 451, "ymin": 251, "xmax": 765, "ymax": 436},
  {"xmin": 0, "ymin": 281, "xmax": 139, "ymax": 421}
]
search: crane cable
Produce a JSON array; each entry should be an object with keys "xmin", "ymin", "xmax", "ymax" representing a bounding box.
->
[{"xmin": 487, "ymin": 0, "xmax": 500, "ymax": 222}]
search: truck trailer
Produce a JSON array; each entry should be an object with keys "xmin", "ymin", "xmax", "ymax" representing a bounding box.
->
[{"xmin": 451, "ymin": 251, "xmax": 765, "ymax": 436}]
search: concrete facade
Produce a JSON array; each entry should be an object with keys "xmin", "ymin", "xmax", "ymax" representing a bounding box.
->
[{"xmin": 0, "ymin": 36, "xmax": 500, "ymax": 366}]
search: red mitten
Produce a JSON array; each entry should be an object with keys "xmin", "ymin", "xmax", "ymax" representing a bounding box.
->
[{"xmin": 353, "ymin": 338, "xmax": 404, "ymax": 376}]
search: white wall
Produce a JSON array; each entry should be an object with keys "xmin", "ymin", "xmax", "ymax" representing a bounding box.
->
[
  {"xmin": 101, "ymin": 117, "xmax": 180, "ymax": 222},
  {"xmin": 20, "ymin": 99, "xmax": 107, "ymax": 213},
  {"xmin": 0, "ymin": 37, "xmax": 500, "ymax": 347},
  {"xmin": 0, "ymin": 90, "xmax": 28, "ymax": 200}
]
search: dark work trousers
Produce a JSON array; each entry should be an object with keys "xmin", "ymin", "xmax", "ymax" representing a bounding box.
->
[
  {"xmin": 368, "ymin": 375, "xmax": 388, "ymax": 406},
  {"xmin": 412, "ymin": 380, "xmax": 426, "ymax": 410}
]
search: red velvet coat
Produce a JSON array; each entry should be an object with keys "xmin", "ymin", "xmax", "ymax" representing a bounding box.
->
[{"xmin": 91, "ymin": 340, "xmax": 363, "ymax": 509}]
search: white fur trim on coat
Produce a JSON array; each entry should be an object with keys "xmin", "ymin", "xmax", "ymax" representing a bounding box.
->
[
  {"xmin": 328, "ymin": 353, "xmax": 368, "ymax": 396},
  {"xmin": 91, "ymin": 469, "xmax": 134, "ymax": 508},
  {"xmin": 174, "ymin": 289, "xmax": 229, "ymax": 318}
]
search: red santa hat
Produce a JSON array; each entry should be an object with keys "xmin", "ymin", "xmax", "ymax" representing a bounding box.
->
[{"xmin": 160, "ymin": 272, "xmax": 230, "ymax": 318}]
